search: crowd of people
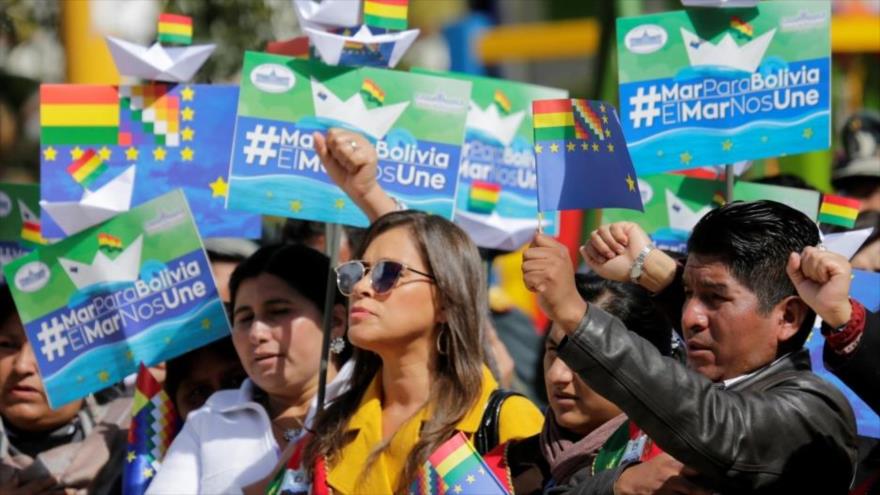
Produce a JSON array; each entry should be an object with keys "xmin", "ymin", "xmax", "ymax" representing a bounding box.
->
[{"xmin": 1, "ymin": 115, "xmax": 878, "ymax": 494}]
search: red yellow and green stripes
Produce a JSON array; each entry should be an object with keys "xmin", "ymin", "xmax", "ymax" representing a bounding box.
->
[
  {"xmin": 20, "ymin": 219, "xmax": 47, "ymax": 246},
  {"xmin": 494, "ymin": 90, "xmax": 512, "ymax": 114},
  {"xmin": 158, "ymin": 13, "xmax": 193, "ymax": 45},
  {"xmin": 730, "ymin": 16, "xmax": 753, "ymax": 38},
  {"xmin": 468, "ymin": 181, "xmax": 501, "ymax": 214},
  {"xmin": 361, "ymin": 79, "xmax": 385, "ymax": 104},
  {"xmin": 819, "ymin": 194, "xmax": 860, "ymax": 228},
  {"xmin": 426, "ymin": 432, "xmax": 509, "ymax": 494},
  {"xmin": 533, "ymin": 99, "xmax": 576, "ymax": 141},
  {"xmin": 41, "ymin": 85, "xmax": 119, "ymax": 145},
  {"xmin": 364, "ymin": 0, "xmax": 409, "ymax": 31},
  {"xmin": 98, "ymin": 233, "xmax": 123, "ymax": 250},
  {"xmin": 67, "ymin": 149, "xmax": 107, "ymax": 188}
]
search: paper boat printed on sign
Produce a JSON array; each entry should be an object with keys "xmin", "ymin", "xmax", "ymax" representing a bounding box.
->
[
  {"xmin": 466, "ymin": 101, "xmax": 526, "ymax": 148},
  {"xmin": 680, "ymin": 27, "xmax": 776, "ymax": 73},
  {"xmin": 59, "ymin": 235, "xmax": 143, "ymax": 290},
  {"xmin": 311, "ymin": 78, "xmax": 409, "ymax": 140},
  {"xmin": 106, "ymin": 37, "xmax": 215, "ymax": 83},
  {"xmin": 40, "ymin": 166, "xmax": 136, "ymax": 237}
]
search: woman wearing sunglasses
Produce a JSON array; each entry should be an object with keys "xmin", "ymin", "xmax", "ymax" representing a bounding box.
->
[
  {"xmin": 281, "ymin": 131, "xmax": 544, "ymax": 494},
  {"xmin": 147, "ymin": 245, "xmax": 353, "ymax": 494}
]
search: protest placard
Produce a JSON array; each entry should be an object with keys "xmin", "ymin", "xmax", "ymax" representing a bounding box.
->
[
  {"xmin": 532, "ymin": 99, "xmax": 644, "ymax": 213},
  {"xmin": 603, "ymin": 174, "xmax": 820, "ymax": 252},
  {"xmin": 227, "ymin": 52, "xmax": 471, "ymax": 227},
  {"xmin": 0, "ymin": 183, "xmax": 46, "ymax": 281},
  {"xmin": 412, "ymin": 70, "xmax": 566, "ymax": 250},
  {"xmin": 617, "ymin": 1, "xmax": 831, "ymax": 174},
  {"xmin": 4, "ymin": 190, "xmax": 230, "ymax": 407},
  {"xmin": 39, "ymin": 84, "xmax": 260, "ymax": 239}
]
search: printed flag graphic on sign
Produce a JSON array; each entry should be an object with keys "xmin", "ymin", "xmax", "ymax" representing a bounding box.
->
[
  {"xmin": 123, "ymin": 364, "xmax": 180, "ymax": 495},
  {"xmin": 818, "ymin": 194, "xmax": 860, "ymax": 228},
  {"xmin": 532, "ymin": 99, "xmax": 643, "ymax": 213},
  {"xmin": 413, "ymin": 431, "xmax": 510, "ymax": 495}
]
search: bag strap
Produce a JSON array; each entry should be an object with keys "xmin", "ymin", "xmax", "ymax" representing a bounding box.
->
[{"xmin": 474, "ymin": 388, "xmax": 523, "ymax": 456}]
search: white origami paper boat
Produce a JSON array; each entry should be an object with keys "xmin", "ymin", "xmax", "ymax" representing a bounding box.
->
[{"xmin": 106, "ymin": 36, "xmax": 215, "ymax": 82}]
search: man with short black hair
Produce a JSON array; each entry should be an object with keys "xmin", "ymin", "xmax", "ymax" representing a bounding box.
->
[{"xmin": 523, "ymin": 200, "xmax": 858, "ymax": 493}]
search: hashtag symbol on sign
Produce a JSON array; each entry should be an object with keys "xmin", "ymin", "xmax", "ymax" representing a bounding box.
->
[
  {"xmin": 36, "ymin": 318, "xmax": 69, "ymax": 362},
  {"xmin": 628, "ymin": 86, "xmax": 662, "ymax": 129},
  {"xmin": 243, "ymin": 124, "xmax": 280, "ymax": 165}
]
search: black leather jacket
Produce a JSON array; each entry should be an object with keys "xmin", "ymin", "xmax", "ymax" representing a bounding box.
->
[{"xmin": 556, "ymin": 305, "xmax": 859, "ymax": 494}]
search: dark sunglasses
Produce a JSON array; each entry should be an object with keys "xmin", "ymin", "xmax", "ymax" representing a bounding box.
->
[{"xmin": 334, "ymin": 259, "xmax": 435, "ymax": 296}]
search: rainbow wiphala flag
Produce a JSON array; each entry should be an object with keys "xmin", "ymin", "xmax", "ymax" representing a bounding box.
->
[{"xmin": 123, "ymin": 364, "xmax": 180, "ymax": 495}]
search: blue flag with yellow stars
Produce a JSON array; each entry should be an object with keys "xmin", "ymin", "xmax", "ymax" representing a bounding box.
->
[
  {"xmin": 532, "ymin": 99, "xmax": 644, "ymax": 213},
  {"xmin": 39, "ymin": 84, "xmax": 261, "ymax": 239}
]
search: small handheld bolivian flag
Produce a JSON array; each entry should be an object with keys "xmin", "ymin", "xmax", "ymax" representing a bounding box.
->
[
  {"xmin": 532, "ymin": 99, "xmax": 643, "ymax": 213},
  {"xmin": 412, "ymin": 432, "xmax": 510, "ymax": 495},
  {"xmin": 818, "ymin": 194, "xmax": 860, "ymax": 228},
  {"xmin": 730, "ymin": 16, "xmax": 753, "ymax": 38},
  {"xmin": 363, "ymin": 0, "xmax": 409, "ymax": 31},
  {"xmin": 360, "ymin": 78, "xmax": 385, "ymax": 104},
  {"xmin": 157, "ymin": 13, "xmax": 193, "ymax": 45},
  {"xmin": 493, "ymin": 90, "xmax": 512, "ymax": 114},
  {"xmin": 123, "ymin": 364, "xmax": 180, "ymax": 495},
  {"xmin": 98, "ymin": 232, "xmax": 123, "ymax": 250}
]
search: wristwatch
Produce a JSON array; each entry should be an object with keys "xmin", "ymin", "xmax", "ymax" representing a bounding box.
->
[{"xmin": 629, "ymin": 244, "xmax": 656, "ymax": 284}]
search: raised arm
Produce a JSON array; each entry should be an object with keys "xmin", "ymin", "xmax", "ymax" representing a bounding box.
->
[{"xmin": 313, "ymin": 129, "xmax": 397, "ymax": 222}]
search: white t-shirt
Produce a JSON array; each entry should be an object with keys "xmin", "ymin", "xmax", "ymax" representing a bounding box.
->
[{"xmin": 147, "ymin": 361, "xmax": 353, "ymax": 494}]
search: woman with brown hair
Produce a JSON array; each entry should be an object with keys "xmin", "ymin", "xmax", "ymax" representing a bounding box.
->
[{"xmin": 292, "ymin": 131, "xmax": 543, "ymax": 493}]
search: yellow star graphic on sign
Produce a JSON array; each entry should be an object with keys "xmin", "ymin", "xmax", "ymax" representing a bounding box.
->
[
  {"xmin": 802, "ymin": 127, "xmax": 814, "ymax": 139},
  {"xmin": 599, "ymin": 103, "xmax": 606, "ymax": 113},
  {"xmin": 153, "ymin": 147, "xmax": 166, "ymax": 161},
  {"xmin": 125, "ymin": 147, "xmax": 139, "ymax": 161},
  {"xmin": 602, "ymin": 115, "xmax": 608, "ymax": 124},
  {"xmin": 266, "ymin": 191, "xmax": 274, "ymax": 199},
  {"xmin": 98, "ymin": 146, "xmax": 112, "ymax": 160},
  {"xmin": 604, "ymin": 129, "xmax": 611, "ymax": 138},
  {"xmin": 453, "ymin": 485, "xmax": 463, "ymax": 494},
  {"xmin": 71, "ymin": 146, "xmax": 84, "ymax": 160},
  {"xmin": 143, "ymin": 467, "xmax": 154, "ymax": 479},
  {"xmin": 125, "ymin": 350, "xmax": 134, "ymax": 361},
  {"xmin": 182, "ymin": 107, "xmax": 195, "ymax": 121},
  {"xmin": 127, "ymin": 451, "xmax": 136, "ymax": 463},
  {"xmin": 181, "ymin": 147, "xmax": 195, "ymax": 161},
  {"xmin": 680, "ymin": 151, "xmax": 693, "ymax": 165},
  {"xmin": 182, "ymin": 126, "xmax": 195, "ymax": 141},
  {"xmin": 335, "ymin": 198, "xmax": 346, "ymax": 209},
  {"xmin": 534, "ymin": 143, "xmax": 543, "ymax": 154},
  {"xmin": 201, "ymin": 318, "xmax": 212, "ymax": 330},
  {"xmin": 607, "ymin": 143, "xmax": 615, "ymax": 152},
  {"xmin": 43, "ymin": 146, "xmax": 57, "ymax": 161},
  {"xmin": 98, "ymin": 370, "xmax": 110, "ymax": 382},
  {"xmin": 592, "ymin": 143, "xmax": 600, "ymax": 152},
  {"xmin": 566, "ymin": 141, "xmax": 576, "ymax": 152},
  {"xmin": 181, "ymin": 86, "xmax": 195, "ymax": 101},
  {"xmin": 466, "ymin": 474, "xmax": 476, "ymax": 484},
  {"xmin": 209, "ymin": 177, "xmax": 228, "ymax": 198},
  {"xmin": 550, "ymin": 142, "xmax": 559, "ymax": 153},
  {"xmin": 290, "ymin": 200, "xmax": 303, "ymax": 212},
  {"xmin": 626, "ymin": 174, "xmax": 636, "ymax": 192},
  {"xmin": 722, "ymin": 139, "xmax": 733, "ymax": 151},
  {"xmin": 581, "ymin": 141, "xmax": 590, "ymax": 151}
]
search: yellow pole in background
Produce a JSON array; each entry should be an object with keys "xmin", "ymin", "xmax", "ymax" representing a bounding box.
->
[{"xmin": 61, "ymin": 0, "xmax": 119, "ymax": 84}]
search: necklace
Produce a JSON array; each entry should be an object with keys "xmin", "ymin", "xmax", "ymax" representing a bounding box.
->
[{"xmin": 272, "ymin": 416, "xmax": 306, "ymax": 443}]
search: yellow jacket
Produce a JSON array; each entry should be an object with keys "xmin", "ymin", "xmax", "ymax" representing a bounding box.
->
[{"xmin": 325, "ymin": 366, "xmax": 543, "ymax": 494}]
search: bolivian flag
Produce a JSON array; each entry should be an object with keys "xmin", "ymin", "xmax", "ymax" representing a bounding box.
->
[
  {"xmin": 364, "ymin": 0, "xmax": 408, "ymax": 31},
  {"xmin": 819, "ymin": 194, "xmax": 860, "ymax": 228},
  {"xmin": 41, "ymin": 85, "xmax": 119, "ymax": 145},
  {"xmin": 533, "ymin": 99, "xmax": 576, "ymax": 141},
  {"xmin": 158, "ymin": 13, "xmax": 193, "ymax": 45},
  {"xmin": 468, "ymin": 181, "xmax": 501, "ymax": 214}
]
